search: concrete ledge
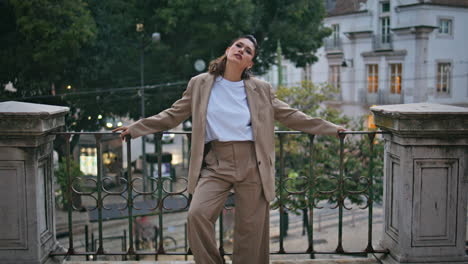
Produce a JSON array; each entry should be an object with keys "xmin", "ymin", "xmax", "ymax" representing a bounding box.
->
[
  {"xmin": 0, "ymin": 101, "xmax": 69, "ymax": 136},
  {"xmin": 370, "ymin": 103, "xmax": 468, "ymax": 135}
]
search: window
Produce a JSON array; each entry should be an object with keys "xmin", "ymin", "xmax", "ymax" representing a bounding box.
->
[
  {"xmin": 303, "ymin": 64, "xmax": 312, "ymax": 82},
  {"xmin": 390, "ymin": 64, "xmax": 402, "ymax": 94},
  {"xmin": 332, "ymin": 24, "xmax": 340, "ymax": 46},
  {"xmin": 325, "ymin": 24, "xmax": 341, "ymax": 51},
  {"xmin": 381, "ymin": 2, "xmax": 390, "ymax": 13},
  {"xmin": 437, "ymin": 63, "xmax": 451, "ymax": 93},
  {"xmin": 380, "ymin": 17, "xmax": 391, "ymax": 43},
  {"xmin": 379, "ymin": 1, "xmax": 391, "ymax": 46},
  {"xmin": 367, "ymin": 64, "xmax": 379, "ymax": 93},
  {"xmin": 329, "ymin": 65, "xmax": 341, "ymax": 91},
  {"xmin": 438, "ymin": 18, "xmax": 452, "ymax": 35}
]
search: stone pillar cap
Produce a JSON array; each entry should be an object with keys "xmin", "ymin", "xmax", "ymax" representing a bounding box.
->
[
  {"xmin": 0, "ymin": 101, "xmax": 69, "ymax": 136},
  {"xmin": 370, "ymin": 103, "xmax": 468, "ymax": 134},
  {"xmin": 0, "ymin": 101, "xmax": 69, "ymax": 118},
  {"xmin": 371, "ymin": 103, "xmax": 468, "ymax": 116}
]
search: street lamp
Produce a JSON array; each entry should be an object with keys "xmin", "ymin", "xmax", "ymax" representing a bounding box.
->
[
  {"xmin": 341, "ymin": 59, "xmax": 354, "ymax": 68},
  {"xmin": 277, "ymin": 39, "xmax": 283, "ymax": 88},
  {"xmin": 137, "ymin": 22, "xmax": 161, "ymax": 194}
]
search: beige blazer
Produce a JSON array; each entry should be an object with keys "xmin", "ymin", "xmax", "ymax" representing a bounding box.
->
[{"xmin": 128, "ymin": 72, "xmax": 342, "ymax": 202}]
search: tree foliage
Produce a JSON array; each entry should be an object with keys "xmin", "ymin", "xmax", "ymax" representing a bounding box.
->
[
  {"xmin": 0, "ymin": 0, "xmax": 96, "ymax": 97},
  {"xmin": 54, "ymin": 157, "xmax": 83, "ymax": 209},
  {"xmin": 1, "ymin": 0, "xmax": 331, "ymax": 131},
  {"xmin": 142, "ymin": 0, "xmax": 331, "ymax": 79}
]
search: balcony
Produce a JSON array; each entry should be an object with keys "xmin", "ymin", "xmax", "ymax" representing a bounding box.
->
[
  {"xmin": 0, "ymin": 101, "xmax": 467, "ymax": 264},
  {"xmin": 372, "ymin": 34, "xmax": 393, "ymax": 51},
  {"xmin": 324, "ymin": 37, "xmax": 343, "ymax": 54},
  {"xmin": 365, "ymin": 89, "xmax": 404, "ymax": 105}
]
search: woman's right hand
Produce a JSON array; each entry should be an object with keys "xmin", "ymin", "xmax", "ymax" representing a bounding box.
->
[{"xmin": 112, "ymin": 126, "xmax": 131, "ymax": 141}]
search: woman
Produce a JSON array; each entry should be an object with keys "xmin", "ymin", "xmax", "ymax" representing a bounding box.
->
[{"xmin": 113, "ymin": 35, "xmax": 344, "ymax": 264}]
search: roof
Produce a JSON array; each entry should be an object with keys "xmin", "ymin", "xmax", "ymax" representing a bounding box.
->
[
  {"xmin": 424, "ymin": 0, "xmax": 468, "ymax": 8},
  {"xmin": 397, "ymin": 0, "xmax": 468, "ymax": 9},
  {"xmin": 325, "ymin": 0, "xmax": 368, "ymax": 17},
  {"xmin": 325, "ymin": 0, "xmax": 468, "ymax": 17}
]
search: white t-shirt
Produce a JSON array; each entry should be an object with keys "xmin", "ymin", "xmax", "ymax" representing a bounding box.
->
[{"xmin": 205, "ymin": 76, "xmax": 254, "ymax": 143}]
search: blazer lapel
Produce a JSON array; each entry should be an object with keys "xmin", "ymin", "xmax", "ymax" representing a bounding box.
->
[
  {"xmin": 199, "ymin": 74, "xmax": 216, "ymax": 132},
  {"xmin": 244, "ymin": 78, "xmax": 259, "ymax": 140}
]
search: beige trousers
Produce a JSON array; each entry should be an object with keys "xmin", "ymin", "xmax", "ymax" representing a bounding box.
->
[{"xmin": 187, "ymin": 141, "xmax": 270, "ymax": 264}]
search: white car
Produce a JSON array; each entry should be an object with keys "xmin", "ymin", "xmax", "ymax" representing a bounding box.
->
[{"xmin": 161, "ymin": 133, "xmax": 175, "ymax": 144}]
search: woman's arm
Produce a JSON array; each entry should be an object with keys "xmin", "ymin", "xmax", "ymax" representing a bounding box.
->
[
  {"xmin": 268, "ymin": 84, "xmax": 344, "ymax": 136},
  {"xmin": 113, "ymin": 78, "xmax": 194, "ymax": 140}
]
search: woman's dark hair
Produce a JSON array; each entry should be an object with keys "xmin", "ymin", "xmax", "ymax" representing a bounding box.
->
[{"xmin": 208, "ymin": 35, "xmax": 258, "ymax": 79}]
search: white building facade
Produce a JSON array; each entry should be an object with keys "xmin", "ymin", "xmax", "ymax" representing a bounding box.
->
[
  {"xmin": 263, "ymin": 0, "xmax": 468, "ymax": 107},
  {"xmin": 311, "ymin": 0, "xmax": 468, "ymax": 105}
]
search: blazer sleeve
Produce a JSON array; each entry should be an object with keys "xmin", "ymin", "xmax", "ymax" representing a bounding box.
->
[
  {"xmin": 269, "ymin": 84, "xmax": 343, "ymax": 136},
  {"xmin": 127, "ymin": 78, "xmax": 194, "ymax": 138}
]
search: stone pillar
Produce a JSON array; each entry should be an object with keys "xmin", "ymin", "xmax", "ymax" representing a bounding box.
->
[
  {"xmin": 0, "ymin": 101, "xmax": 69, "ymax": 264},
  {"xmin": 371, "ymin": 103, "xmax": 468, "ymax": 264}
]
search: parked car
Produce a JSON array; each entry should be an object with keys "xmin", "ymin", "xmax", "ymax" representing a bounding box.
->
[
  {"xmin": 145, "ymin": 133, "xmax": 175, "ymax": 144},
  {"xmin": 162, "ymin": 133, "xmax": 175, "ymax": 144}
]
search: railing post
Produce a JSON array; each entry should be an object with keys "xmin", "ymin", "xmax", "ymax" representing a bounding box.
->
[
  {"xmin": 335, "ymin": 132, "xmax": 346, "ymax": 254},
  {"xmin": 365, "ymin": 132, "xmax": 376, "ymax": 253},
  {"xmin": 0, "ymin": 101, "xmax": 69, "ymax": 264},
  {"xmin": 155, "ymin": 132, "xmax": 165, "ymax": 255},
  {"xmin": 85, "ymin": 225, "xmax": 90, "ymax": 261},
  {"xmin": 307, "ymin": 134, "xmax": 315, "ymax": 259},
  {"xmin": 371, "ymin": 103, "xmax": 468, "ymax": 263},
  {"xmin": 125, "ymin": 136, "xmax": 136, "ymax": 256},
  {"xmin": 278, "ymin": 133, "xmax": 286, "ymax": 253},
  {"xmin": 94, "ymin": 134, "xmax": 105, "ymax": 254}
]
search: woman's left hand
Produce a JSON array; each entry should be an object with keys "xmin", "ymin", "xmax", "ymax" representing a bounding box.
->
[
  {"xmin": 336, "ymin": 128, "xmax": 347, "ymax": 138},
  {"xmin": 112, "ymin": 126, "xmax": 131, "ymax": 141}
]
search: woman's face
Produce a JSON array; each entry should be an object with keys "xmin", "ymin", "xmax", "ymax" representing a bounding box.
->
[{"xmin": 225, "ymin": 38, "xmax": 255, "ymax": 70}]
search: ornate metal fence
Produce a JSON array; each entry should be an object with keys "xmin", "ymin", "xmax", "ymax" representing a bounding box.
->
[{"xmin": 50, "ymin": 130, "xmax": 389, "ymax": 261}]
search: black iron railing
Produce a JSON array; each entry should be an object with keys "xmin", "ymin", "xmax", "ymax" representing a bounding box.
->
[
  {"xmin": 324, "ymin": 37, "xmax": 343, "ymax": 53},
  {"xmin": 372, "ymin": 33, "xmax": 393, "ymax": 51},
  {"xmin": 50, "ymin": 130, "xmax": 389, "ymax": 261}
]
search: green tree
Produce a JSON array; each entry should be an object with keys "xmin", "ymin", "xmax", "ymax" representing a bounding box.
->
[
  {"xmin": 141, "ymin": 0, "xmax": 331, "ymax": 80},
  {"xmin": 55, "ymin": 157, "xmax": 84, "ymax": 209},
  {"xmin": 251, "ymin": 0, "xmax": 332, "ymax": 70},
  {"xmin": 135, "ymin": 0, "xmax": 333, "ymax": 121},
  {"xmin": 0, "ymin": 0, "xmax": 96, "ymax": 97},
  {"xmin": 1, "ymin": 0, "xmax": 332, "ymax": 132}
]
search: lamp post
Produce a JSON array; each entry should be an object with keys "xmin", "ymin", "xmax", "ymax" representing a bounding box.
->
[
  {"xmin": 136, "ymin": 23, "xmax": 160, "ymax": 194},
  {"xmin": 277, "ymin": 39, "xmax": 283, "ymax": 87}
]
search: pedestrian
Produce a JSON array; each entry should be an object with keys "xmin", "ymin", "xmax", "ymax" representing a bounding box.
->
[{"xmin": 113, "ymin": 35, "xmax": 345, "ymax": 264}]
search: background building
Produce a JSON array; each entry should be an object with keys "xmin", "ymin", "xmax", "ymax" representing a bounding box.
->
[{"xmin": 265, "ymin": 0, "xmax": 468, "ymax": 108}]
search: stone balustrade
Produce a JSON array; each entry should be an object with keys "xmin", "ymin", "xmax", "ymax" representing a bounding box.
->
[{"xmin": 0, "ymin": 101, "xmax": 466, "ymax": 264}]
